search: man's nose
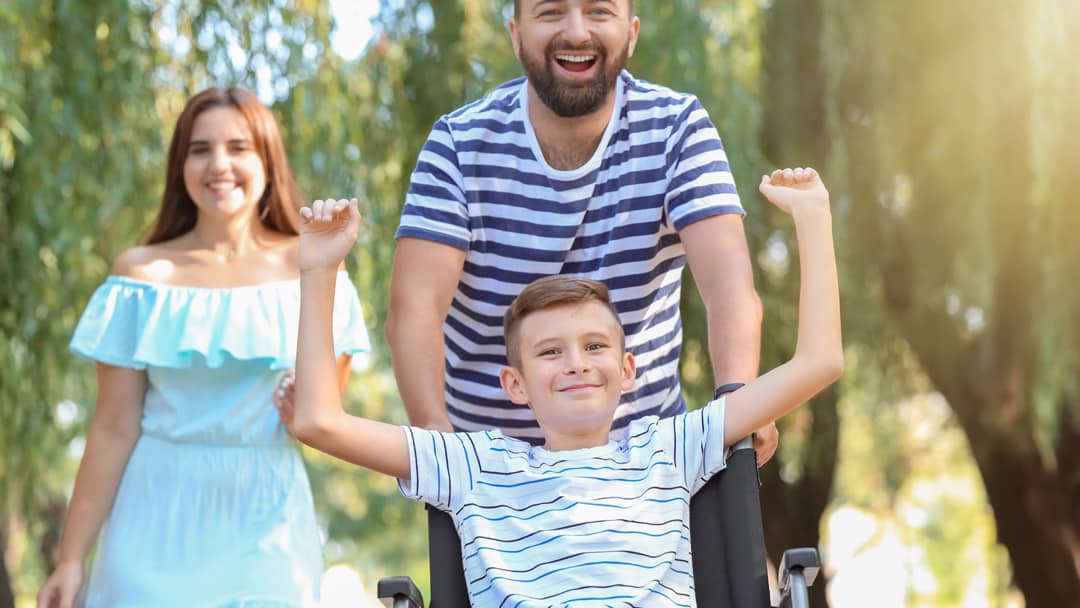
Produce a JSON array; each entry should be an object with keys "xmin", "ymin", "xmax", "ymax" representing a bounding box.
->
[{"xmin": 560, "ymin": 10, "xmax": 591, "ymax": 45}]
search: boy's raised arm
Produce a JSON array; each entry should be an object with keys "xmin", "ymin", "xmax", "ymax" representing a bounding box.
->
[
  {"xmin": 290, "ymin": 199, "xmax": 411, "ymax": 479},
  {"xmin": 723, "ymin": 169, "xmax": 844, "ymax": 445}
]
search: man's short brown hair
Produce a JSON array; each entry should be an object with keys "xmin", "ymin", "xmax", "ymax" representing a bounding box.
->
[
  {"xmin": 503, "ymin": 275, "xmax": 624, "ymax": 369},
  {"xmin": 513, "ymin": 0, "xmax": 635, "ymax": 19}
]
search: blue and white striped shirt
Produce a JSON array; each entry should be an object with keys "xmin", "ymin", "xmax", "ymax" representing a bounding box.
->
[
  {"xmin": 397, "ymin": 71, "xmax": 744, "ymax": 443},
  {"xmin": 398, "ymin": 398, "xmax": 728, "ymax": 608}
]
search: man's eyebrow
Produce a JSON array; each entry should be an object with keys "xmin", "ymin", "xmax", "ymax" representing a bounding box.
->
[{"xmin": 532, "ymin": 0, "xmax": 565, "ymax": 10}]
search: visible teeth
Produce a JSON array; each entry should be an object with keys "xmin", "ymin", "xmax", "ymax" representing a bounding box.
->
[{"xmin": 556, "ymin": 55, "xmax": 594, "ymax": 62}]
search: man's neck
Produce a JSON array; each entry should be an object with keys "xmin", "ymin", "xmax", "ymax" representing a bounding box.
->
[{"xmin": 526, "ymin": 83, "xmax": 617, "ymax": 172}]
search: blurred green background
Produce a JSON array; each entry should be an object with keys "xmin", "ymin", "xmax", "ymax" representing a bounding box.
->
[{"xmin": 2, "ymin": 1, "xmax": 1078, "ymax": 606}]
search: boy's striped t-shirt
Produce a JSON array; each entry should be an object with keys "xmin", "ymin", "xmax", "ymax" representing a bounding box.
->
[
  {"xmin": 398, "ymin": 398, "xmax": 728, "ymax": 607},
  {"xmin": 396, "ymin": 70, "xmax": 744, "ymax": 443}
]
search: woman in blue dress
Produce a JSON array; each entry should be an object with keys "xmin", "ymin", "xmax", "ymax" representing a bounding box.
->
[{"xmin": 36, "ymin": 86, "xmax": 369, "ymax": 608}]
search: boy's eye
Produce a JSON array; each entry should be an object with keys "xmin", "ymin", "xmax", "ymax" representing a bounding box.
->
[
  {"xmin": 586, "ymin": 343, "xmax": 607, "ymax": 351},
  {"xmin": 539, "ymin": 348, "xmax": 560, "ymax": 356}
]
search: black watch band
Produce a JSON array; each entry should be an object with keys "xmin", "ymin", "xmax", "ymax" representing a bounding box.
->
[{"xmin": 713, "ymin": 382, "xmax": 745, "ymax": 400}]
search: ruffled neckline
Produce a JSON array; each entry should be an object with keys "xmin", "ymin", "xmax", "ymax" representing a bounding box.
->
[
  {"xmin": 105, "ymin": 274, "xmax": 306, "ymax": 292},
  {"xmin": 70, "ymin": 271, "xmax": 370, "ymax": 370}
]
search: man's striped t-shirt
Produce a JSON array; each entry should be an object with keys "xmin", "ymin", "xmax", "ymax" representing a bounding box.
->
[
  {"xmin": 396, "ymin": 70, "xmax": 744, "ymax": 443},
  {"xmin": 398, "ymin": 398, "xmax": 728, "ymax": 607}
]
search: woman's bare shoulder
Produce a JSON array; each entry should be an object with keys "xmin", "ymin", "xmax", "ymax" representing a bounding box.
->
[{"xmin": 111, "ymin": 242, "xmax": 184, "ymax": 280}]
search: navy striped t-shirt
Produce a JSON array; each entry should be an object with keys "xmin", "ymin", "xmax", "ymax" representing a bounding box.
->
[
  {"xmin": 398, "ymin": 398, "xmax": 728, "ymax": 607},
  {"xmin": 396, "ymin": 70, "xmax": 744, "ymax": 443}
]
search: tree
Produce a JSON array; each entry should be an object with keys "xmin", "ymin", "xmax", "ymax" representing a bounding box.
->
[
  {"xmin": 0, "ymin": 1, "xmax": 168, "ymax": 601},
  {"xmin": 825, "ymin": 0, "xmax": 1080, "ymax": 602},
  {"xmin": 755, "ymin": 1, "xmax": 838, "ymax": 604}
]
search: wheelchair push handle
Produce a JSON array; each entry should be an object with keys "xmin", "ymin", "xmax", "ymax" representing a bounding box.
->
[
  {"xmin": 378, "ymin": 576, "xmax": 424, "ymax": 608},
  {"xmin": 779, "ymin": 547, "xmax": 821, "ymax": 608}
]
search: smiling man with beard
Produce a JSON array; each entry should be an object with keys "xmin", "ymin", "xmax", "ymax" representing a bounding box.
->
[{"xmin": 385, "ymin": 0, "xmax": 777, "ymax": 462}]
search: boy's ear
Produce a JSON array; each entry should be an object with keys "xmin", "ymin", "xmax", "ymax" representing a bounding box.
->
[
  {"xmin": 620, "ymin": 351, "xmax": 636, "ymax": 392},
  {"xmin": 499, "ymin": 366, "xmax": 531, "ymax": 405}
]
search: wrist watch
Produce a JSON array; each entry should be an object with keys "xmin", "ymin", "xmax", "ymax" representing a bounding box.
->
[{"xmin": 713, "ymin": 382, "xmax": 745, "ymax": 400}]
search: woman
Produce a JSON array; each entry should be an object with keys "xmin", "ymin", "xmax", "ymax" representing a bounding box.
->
[{"xmin": 37, "ymin": 86, "xmax": 368, "ymax": 607}]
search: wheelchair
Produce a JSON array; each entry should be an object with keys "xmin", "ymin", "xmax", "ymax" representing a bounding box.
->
[{"xmin": 377, "ymin": 439, "xmax": 821, "ymax": 607}]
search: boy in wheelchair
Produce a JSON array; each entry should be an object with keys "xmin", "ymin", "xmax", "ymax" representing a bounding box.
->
[{"xmin": 283, "ymin": 167, "xmax": 841, "ymax": 607}]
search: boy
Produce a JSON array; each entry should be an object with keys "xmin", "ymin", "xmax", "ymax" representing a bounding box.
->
[{"xmin": 282, "ymin": 167, "xmax": 841, "ymax": 607}]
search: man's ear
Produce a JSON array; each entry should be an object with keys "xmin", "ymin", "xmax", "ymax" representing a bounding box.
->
[
  {"xmin": 626, "ymin": 16, "xmax": 641, "ymax": 59},
  {"xmin": 620, "ymin": 351, "xmax": 636, "ymax": 392},
  {"xmin": 500, "ymin": 366, "xmax": 531, "ymax": 405},
  {"xmin": 507, "ymin": 18, "xmax": 522, "ymax": 61}
]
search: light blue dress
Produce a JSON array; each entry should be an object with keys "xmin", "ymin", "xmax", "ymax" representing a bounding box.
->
[{"xmin": 69, "ymin": 272, "xmax": 370, "ymax": 607}]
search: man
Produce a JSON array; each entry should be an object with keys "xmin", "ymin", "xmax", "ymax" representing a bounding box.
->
[{"xmin": 385, "ymin": 0, "xmax": 778, "ymax": 462}]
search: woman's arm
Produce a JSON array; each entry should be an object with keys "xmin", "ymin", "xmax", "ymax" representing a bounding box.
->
[{"xmin": 39, "ymin": 364, "xmax": 146, "ymax": 608}]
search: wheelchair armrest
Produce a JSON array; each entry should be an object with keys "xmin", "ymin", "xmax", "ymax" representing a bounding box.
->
[{"xmin": 378, "ymin": 576, "xmax": 425, "ymax": 608}]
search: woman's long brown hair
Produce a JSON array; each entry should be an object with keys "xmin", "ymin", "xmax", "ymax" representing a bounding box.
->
[{"xmin": 145, "ymin": 86, "xmax": 302, "ymax": 244}]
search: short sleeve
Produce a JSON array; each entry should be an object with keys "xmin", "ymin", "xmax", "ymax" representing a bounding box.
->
[
  {"xmin": 331, "ymin": 276, "xmax": 372, "ymax": 359},
  {"xmin": 664, "ymin": 97, "xmax": 745, "ymax": 230},
  {"xmin": 69, "ymin": 278, "xmax": 155, "ymax": 369},
  {"xmin": 670, "ymin": 396, "xmax": 728, "ymax": 495},
  {"xmin": 397, "ymin": 426, "xmax": 488, "ymax": 512},
  {"xmin": 395, "ymin": 117, "xmax": 471, "ymax": 251},
  {"xmin": 70, "ymin": 272, "xmax": 369, "ymax": 371}
]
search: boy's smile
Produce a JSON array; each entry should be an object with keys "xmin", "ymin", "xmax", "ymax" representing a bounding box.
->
[{"xmin": 499, "ymin": 300, "xmax": 636, "ymax": 450}]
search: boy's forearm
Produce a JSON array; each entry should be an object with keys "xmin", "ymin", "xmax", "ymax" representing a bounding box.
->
[
  {"xmin": 294, "ymin": 270, "xmax": 411, "ymax": 478},
  {"xmin": 294, "ymin": 269, "xmax": 344, "ymax": 432},
  {"xmin": 791, "ymin": 206, "xmax": 843, "ymax": 373},
  {"xmin": 722, "ymin": 204, "xmax": 842, "ymax": 444}
]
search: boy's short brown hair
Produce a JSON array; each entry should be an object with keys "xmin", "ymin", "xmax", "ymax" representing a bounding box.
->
[{"xmin": 503, "ymin": 276, "xmax": 625, "ymax": 369}]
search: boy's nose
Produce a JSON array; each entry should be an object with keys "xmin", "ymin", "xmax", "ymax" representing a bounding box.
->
[{"xmin": 563, "ymin": 350, "xmax": 590, "ymax": 374}]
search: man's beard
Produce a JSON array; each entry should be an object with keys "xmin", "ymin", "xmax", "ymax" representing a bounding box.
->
[{"xmin": 520, "ymin": 35, "xmax": 629, "ymax": 118}]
